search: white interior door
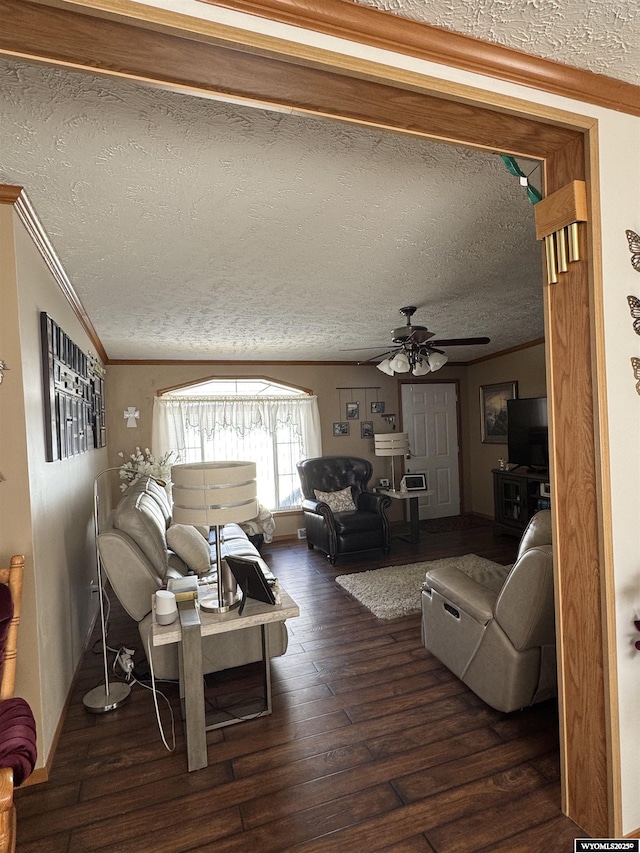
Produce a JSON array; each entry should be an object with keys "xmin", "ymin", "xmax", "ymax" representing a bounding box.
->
[{"xmin": 401, "ymin": 382, "xmax": 461, "ymax": 519}]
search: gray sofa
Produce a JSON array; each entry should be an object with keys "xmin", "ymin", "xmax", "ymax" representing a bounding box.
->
[
  {"xmin": 97, "ymin": 476, "xmax": 288, "ymax": 680},
  {"xmin": 421, "ymin": 510, "xmax": 555, "ymax": 713}
]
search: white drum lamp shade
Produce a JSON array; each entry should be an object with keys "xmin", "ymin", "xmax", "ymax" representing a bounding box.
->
[
  {"xmin": 374, "ymin": 433, "xmax": 410, "ymax": 492},
  {"xmin": 171, "ymin": 461, "xmax": 258, "ymax": 526},
  {"xmin": 171, "ymin": 461, "xmax": 258, "ymax": 611}
]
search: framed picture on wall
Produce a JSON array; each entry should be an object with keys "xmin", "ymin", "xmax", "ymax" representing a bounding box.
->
[
  {"xmin": 361, "ymin": 421, "xmax": 374, "ymax": 438},
  {"xmin": 371, "ymin": 401, "xmax": 385, "ymax": 414},
  {"xmin": 333, "ymin": 422, "xmax": 350, "ymax": 436},
  {"xmin": 480, "ymin": 381, "xmax": 518, "ymax": 443},
  {"xmin": 346, "ymin": 402, "xmax": 359, "ymax": 419}
]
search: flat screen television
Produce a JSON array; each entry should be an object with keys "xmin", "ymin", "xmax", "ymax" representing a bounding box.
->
[{"xmin": 507, "ymin": 397, "xmax": 549, "ymax": 472}]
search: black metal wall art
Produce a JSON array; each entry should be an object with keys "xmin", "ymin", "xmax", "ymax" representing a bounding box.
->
[{"xmin": 40, "ymin": 312, "xmax": 106, "ymax": 461}]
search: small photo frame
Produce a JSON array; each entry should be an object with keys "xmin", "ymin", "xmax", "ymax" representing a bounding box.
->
[
  {"xmin": 333, "ymin": 421, "xmax": 350, "ymax": 436},
  {"xmin": 401, "ymin": 473, "xmax": 426, "ymax": 491},
  {"xmin": 222, "ymin": 555, "xmax": 276, "ymax": 616},
  {"xmin": 371, "ymin": 401, "xmax": 385, "ymax": 414},
  {"xmin": 480, "ymin": 381, "xmax": 518, "ymax": 444},
  {"xmin": 361, "ymin": 421, "xmax": 374, "ymax": 438},
  {"xmin": 346, "ymin": 402, "xmax": 359, "ymax": 420},
  {"xmin": 379, "ymin": 478, "xmax": 390, "ymax": 488}
]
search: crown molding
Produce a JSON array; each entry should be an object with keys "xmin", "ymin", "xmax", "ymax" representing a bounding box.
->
[
  {"xmin": 468, "ymin": 337, "xmax": 545, "ymax": 364},
  {"xmin": 106, "ymin": 358, "xmax": 384, "ymax": 366},
  {"xmin": 0, "ymin": 184, "xmax": 108, "ymax": 363},
  {"xmin": 200, "ymin": 0, "xmax": 640, "ymax": 117}
]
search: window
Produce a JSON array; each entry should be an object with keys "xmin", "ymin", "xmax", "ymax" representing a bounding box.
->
[{"xmin": 152, "ymin": 378, "xmax": 322, "ymax": 511}]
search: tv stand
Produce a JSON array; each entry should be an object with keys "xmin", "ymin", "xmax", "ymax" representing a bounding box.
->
[{"xmin": 492, "ymin": 468, "xmax": 551, "ymax": 537}]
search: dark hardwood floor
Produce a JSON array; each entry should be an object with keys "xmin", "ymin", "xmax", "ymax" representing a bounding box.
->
[{"xmin": 16, "ymin": 517, "xmax": 585, "ymax": 852}]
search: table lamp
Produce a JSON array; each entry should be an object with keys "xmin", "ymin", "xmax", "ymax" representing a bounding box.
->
[
  {"xmin": 171, "ymin": 461, "xmax": 258, "ymax": 613},
  {"xmin": 374, "ymin": 433, "xmax": 410, "ymax": 492}
]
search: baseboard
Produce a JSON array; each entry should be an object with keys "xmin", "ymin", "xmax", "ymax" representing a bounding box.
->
[
  {"xmin": 27, "ymin": 601, "xmax": 101, "ymax": 786},
  {"xmin": 20, "ymin": 766, "xmax": 48, "ymax": 787},
  {"xmin": 271, "ymin": 533, "xmax": 299, "ymax": 542}
]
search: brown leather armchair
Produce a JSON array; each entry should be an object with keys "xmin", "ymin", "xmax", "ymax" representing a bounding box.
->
[{"xmin": 297, "ymin": 457, "xmax": 391, "ymax": 565}]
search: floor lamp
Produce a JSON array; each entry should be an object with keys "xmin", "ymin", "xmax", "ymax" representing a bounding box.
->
[
  {"xmin": 374, "ymin": 433, "xmax": 410, "ymax": 492},
  {"xmin": 171, "ymin": 461, "xmax": 258, "ymax": 613},
  {"xmin": 83, "ymin": 468, "xmax": 131, "ymax": 713}
]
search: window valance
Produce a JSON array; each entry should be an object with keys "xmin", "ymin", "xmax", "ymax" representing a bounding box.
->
[{"xmin": 152, "ymin": 394, "xmax": 322, "ymax": 460}]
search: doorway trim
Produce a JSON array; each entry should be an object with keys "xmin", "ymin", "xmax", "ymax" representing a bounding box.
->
[{"xmin": 1, "ymin": 0, "xmax": 617, "ymax": 835}]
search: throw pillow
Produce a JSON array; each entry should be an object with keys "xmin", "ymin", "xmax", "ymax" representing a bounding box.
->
[
  {"xmin": 314, "ymin": 486, "xmax": 356, "ymax": 512},
  {"xmin": 167, "ymin": 524, "xmax": 212, "ymax": 575}
]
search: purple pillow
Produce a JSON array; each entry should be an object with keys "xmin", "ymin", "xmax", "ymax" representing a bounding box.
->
[
  {"xmin": 0, "ymin": 698, "xmax": 37, "ymax": 786},
  {"xmin": 0, "ymin": 584, "xmax": 14, "ymax": 688}
]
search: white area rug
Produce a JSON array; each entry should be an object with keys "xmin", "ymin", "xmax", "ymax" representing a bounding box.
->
[{"xmin": 335, "ymin": 554, "xmax": 503, "ymax": 620}]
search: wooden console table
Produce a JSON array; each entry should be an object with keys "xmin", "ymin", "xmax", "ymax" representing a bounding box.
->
[{"xmin": 153, "ymin": 584, "xmax": 299, "ymax": 771}]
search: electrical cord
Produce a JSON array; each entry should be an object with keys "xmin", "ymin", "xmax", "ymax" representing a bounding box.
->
[
  {"xmin": 112, "ymin": 647, "xmax": 135, "ymax": 680},
  {"xmin": 146, "ymin": 625, "xmax": 176, "ymax": 753},
  {"xmin": 87, "ymin": 578, "xmax": 176, "ymax": 751}
]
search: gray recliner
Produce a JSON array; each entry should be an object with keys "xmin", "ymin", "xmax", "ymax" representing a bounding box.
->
[
  {"xmin": 421, "ymin": 510, "xmax": 555, "ymax": 713},
  {"xmin": 97, "ymin": 477, "xmax": 288, "ymax": 680}
]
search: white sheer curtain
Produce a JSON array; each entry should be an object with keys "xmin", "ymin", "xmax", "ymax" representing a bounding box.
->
[{"xmin": 152, "ymin": 394, "xmax": 322, "ymax": 510}]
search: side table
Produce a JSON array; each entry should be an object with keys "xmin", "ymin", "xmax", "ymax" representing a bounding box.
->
[
  {"xmin": 153, "ymin": 583, "xmax": 299, "ymax": 771},
  {"xmin": 378, "ymin": 488, "xmax": 435, "ymax": 544}
]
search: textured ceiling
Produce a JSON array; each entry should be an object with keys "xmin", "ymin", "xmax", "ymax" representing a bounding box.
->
[
  {"xmin": 0, "ymin": 58, "xmax": 544, "ymax": 362},
  {"xmin": 1, "ymin": 2, "xmax": 637, "ymax": 362},
  {"xmin": 356, "ymin": 0, "xmax": 640, "ymax": 86}
]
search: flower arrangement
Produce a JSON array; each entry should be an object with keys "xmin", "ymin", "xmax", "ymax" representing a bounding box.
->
[{"xmin": 117, "ymin": 447, "xmax": 176, "ymax": 491}]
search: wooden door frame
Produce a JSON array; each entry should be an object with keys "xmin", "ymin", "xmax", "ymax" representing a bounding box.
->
[{"xmin": 1, "ymin": 0, "xmax": 617, "ymax": 835}]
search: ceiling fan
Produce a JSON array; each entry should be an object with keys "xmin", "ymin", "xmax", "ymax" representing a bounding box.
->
[{"xmin": 355, "ymin": 306, "xmax": 490, "ymax": 376}]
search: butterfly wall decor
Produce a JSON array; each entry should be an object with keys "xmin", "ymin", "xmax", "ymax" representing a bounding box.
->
[
  {"xmin": 626, "ymin": 229, "xmax": 640, "ymax": 272},
  {"xmin": 625, "ymin": 231, "xmax": 640, "ymax": 394},
  {"xmin": 627, "ymin": 295, "xmax": 640, "ymax": 335},
  {"xmin": 631, "ymin": 356, "xmax": 640, "ymax": 396}
]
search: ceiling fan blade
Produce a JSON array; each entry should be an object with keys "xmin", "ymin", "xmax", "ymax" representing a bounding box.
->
[
  {"xmin": 359, "ymin": 349, "xmax": 396, "ymax": 363},
  {"xmin": 340, "ymin": 345, "xmax": 388, "ymax": 351},
  {"xmin": 428, "ymin": 337, "xmax": 490, "ymax": 347},
  {"xmin": 403, "ymin": 328, "xmax": 435, "ymax": 344}
]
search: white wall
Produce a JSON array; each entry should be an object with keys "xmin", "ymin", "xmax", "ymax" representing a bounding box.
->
[
  {"xmin": 0, "ymin": 207, "xmax": 107, "ymax": 765},
  {"xmin": 0, "ymin": 206, "xmax": 37, "ymax": 719},
  {"xmin": 598, "ymin": 114, "xmax": 640, "ymax": 834}
]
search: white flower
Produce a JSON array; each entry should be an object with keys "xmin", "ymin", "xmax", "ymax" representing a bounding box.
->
[{"xmin": 117, "ymin": 446, "xmax": 176, "ymax": 491}]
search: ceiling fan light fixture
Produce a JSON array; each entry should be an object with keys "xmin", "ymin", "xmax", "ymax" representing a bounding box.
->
[
  {"xmin": 370, "ymin": 307, "xmax": 488, "ymax": 374},
  {"xmin": 376, "ymin": 358, "xmax": 395, "ymax": 375},
  {"xmin": 389, "ymin": 352, "xmax": 410, "ymax": 373},
  {"xmin": 428, "ymin": 351, "xmax": 448, "ymax": 371},
  {"xmin": 412, "ymin": 359, "xmax": 431, "ymax": 376}
]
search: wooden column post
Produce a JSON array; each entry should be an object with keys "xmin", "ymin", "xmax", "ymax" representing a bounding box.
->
[{"xmin": 542, "ymin": 137, "xmax": 615, "ymax": 836}]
